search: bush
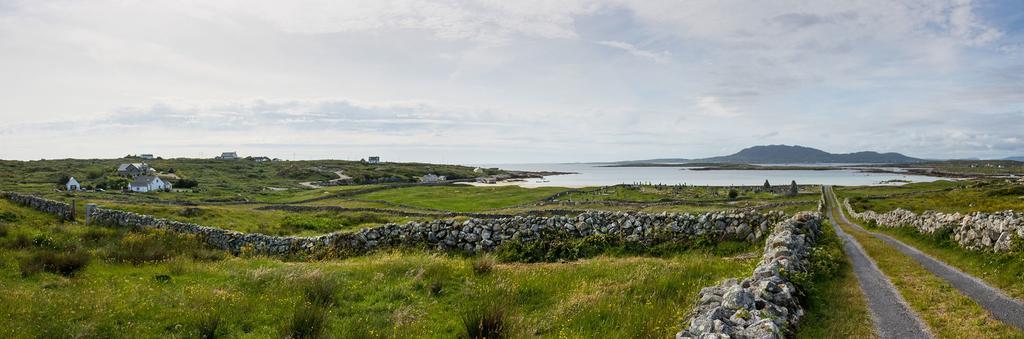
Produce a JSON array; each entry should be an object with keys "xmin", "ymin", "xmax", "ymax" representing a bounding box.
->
[
  {"xmin": 0, "ymin": 211, "xmax": 18, "ymax": 222},
  {"xmin": 472, "ymin": 256, "xmax": 496, "ymax": 275},
  {"xmin": 462, "ymin": 304, "xmax": 507, "ymax": 339},
  {"xmin": 301, "ymin": 275, "xmax": 338, "ymax": 307},
  {"xmin": 728, "ymin": 189, "xmax": 739, "ymax": 200},
  {"xmin": 20, "ymin": 250, "xmax": 91, "ymax": 277},
  {"xmin": 175, "ymin": 179, "xmax": 199, "ymax": 189},
  {"xmin": 283, "ymin": 303, "xmax": 328, "ymax": 339},
  {"xmin": 195, "ymin": 313, "xmax": 221, "ymax": 339}
]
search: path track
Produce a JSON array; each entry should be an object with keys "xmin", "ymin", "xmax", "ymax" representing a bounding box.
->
[
  {"xmin": 828, "ymin": 186, "xmax": 1024, "ymax": 330},
  {"xmin": 824, "ymin": 186, "xmax": 932, "ymax": 338}
]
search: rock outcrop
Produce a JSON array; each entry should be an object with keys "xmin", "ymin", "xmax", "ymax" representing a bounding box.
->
[{"xmin": 844, "ymin": 199, "xmax": 1023, "ymax": 252}]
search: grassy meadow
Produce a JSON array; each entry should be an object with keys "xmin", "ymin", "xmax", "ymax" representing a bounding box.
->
[
  {"xmin": 0, "ymin": 199, "xmax": 758, "ymax": 338},
  {"xmin": 838, "ymin": 179, "xmax": 1024, "ymax": 214}
]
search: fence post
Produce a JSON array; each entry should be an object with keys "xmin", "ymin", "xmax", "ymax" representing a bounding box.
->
[
  {"xmin": 69, "ymin": 199, "xmax": 76, "ymax": 221},
  {"xmin": 85, "ymin": 203, "xmax": 97, "ymax": 225}
]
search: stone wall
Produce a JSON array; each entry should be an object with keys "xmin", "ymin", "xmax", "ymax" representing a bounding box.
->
[
  {"xmin": 844, "ymin": 199, "xmax": 1023, "ymax": 252},
  {"xmin": 0, "ymin": 191, "xmax": 74, "ymax": 221},
  {"xmin": 84, "ymin": 205, "xmax": 786, "ymax": 257},
  {"xmin": 677, "ymin": 212, "xmax": 824, "ymax": 338}
]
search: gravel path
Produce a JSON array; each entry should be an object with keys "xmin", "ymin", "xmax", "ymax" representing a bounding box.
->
[
  {"xmin": 825, "ymin": 187, "xmax": 932, "ymax": 338},
  {"xmin": 830, "ymin": 188, "xmax": 1024, "ymax": 330}
]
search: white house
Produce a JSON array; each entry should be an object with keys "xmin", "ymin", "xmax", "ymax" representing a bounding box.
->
[
  {"xmin": 420, "ymin": 173, "xmax": 446, "ymax": 183},
  {"xmin": 216, "ymin": 152, "xmax": 238, "ymax": 160},
  {"xmin": 129, "ymin": 176, "xmax": 171, "ymax": 193},
  {"xmin": 65, "ymin": 177, "xmax": 81, "ymax": 191}
]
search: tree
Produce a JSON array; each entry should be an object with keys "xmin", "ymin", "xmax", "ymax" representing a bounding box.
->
[
  {"xmin": 789, "ymin": 180, "xmax": 798, "ymax": 196},
  {"xmin": 728, "ymin": 189, "xmax": 739, "ymax": 200},
  {"xmin": 174, "ymin": 178, "xmax": 199, "ymax": 189}
]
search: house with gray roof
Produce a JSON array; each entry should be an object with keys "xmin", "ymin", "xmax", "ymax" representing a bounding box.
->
[
  {"xmin": 129, "ymin": 176, "xmax": 171, "ymax": 193},
  {"xmin": 117, "ymin": 163, "xmax": 153, "ymax": 177}
]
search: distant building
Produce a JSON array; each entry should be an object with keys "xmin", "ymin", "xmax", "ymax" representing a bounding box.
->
[
  {"xmin": 117, "ymin": 163, "xmax": 153, "ymax": 177},
  {"xmin": 476, "ymin": 177, "xmax": 497, "ymax": 184},
  {"xmin": 473, "ymin": 167, "xmax": 484, "ymax": 173},
  {"xmin": 216, "ymin": 152, "xmax": 239, "ymax": 160},
  {"xmin": 368, "ymin": 156, "xmax": 380, "ymax": 164},
  {"xmin": 139, "ymin": 154, "xmax": 155, "ymax": 160},
  {"xmin": 251, "ymin": 156, "xmax": 271, "ymax": 162},
  {"xmin": 129, "ymin": 176, "xmax": 171, "ymax": 193},
  {"xmin": 420, "ymin": 173, "xmax": 446, "ymax": 183},
  {"xmin": 65, "ymin": 177, "xmax": 81, "ymax": 191}
]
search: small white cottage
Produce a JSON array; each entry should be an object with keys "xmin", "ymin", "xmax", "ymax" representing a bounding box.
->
[
  {"xmin": 129, "ymin": 176, "xmax": 171, "ymax": 193},
  {"xmin": 65, "ymin": 177, "xmax": 81, "ymax": 191}
]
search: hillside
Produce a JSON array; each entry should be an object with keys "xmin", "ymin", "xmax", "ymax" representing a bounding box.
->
[
  {"xmin": 1004, "ymin": 156, "xmax": 1024, "ymax": 162},
  {"xmin": 694, "ymin": 145, "xmax": 922, "ymax": 164}
]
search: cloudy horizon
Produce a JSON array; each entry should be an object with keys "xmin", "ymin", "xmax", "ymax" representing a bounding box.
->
[{"xmin": 1, "ymin": 0, "xmax": 1023, "ymax": 163}]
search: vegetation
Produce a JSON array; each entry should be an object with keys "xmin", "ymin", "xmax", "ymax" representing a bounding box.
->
[
  {"xmin": 0, "ymin": 198, "xmax": 759, "ymax": 338},
  {"xmin": 832, "ymin": 205, "xmax": 1022, "ymax": 337},
  {"xmin": 839, "ymin": 179, "xmax": 1024, "ymax": 214},
  {"xmin": 794, "ymin": 221, "xmax": 876, "ymax": 338},
  {"xmin": 353, "ymin": 185, "xmax": 569, "ymax": 212}
]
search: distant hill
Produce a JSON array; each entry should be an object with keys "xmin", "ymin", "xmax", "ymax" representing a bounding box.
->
[
  {"xmin": 694, "ymin": 145, "xmax": 923, "ymax": 164},
  {"xmin": 1004, "ymin": 156, "xmax": 1024, "ymax": 162}
]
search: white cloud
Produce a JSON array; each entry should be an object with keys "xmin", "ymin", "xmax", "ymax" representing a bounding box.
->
[
  {"xmin": 596, "ymin": 40, "xmax": 671, "ymax": 63},
  {"xmin": 0, "ymin": 0, "xmax": 1020, "ymax": 161}
]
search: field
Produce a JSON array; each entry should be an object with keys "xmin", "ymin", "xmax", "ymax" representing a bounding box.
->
[
  {"xmin": 0, "ymin": 157, "xmax": 944, "ymax": 337},
  {"xmin": 838, "ymin": 179, "xmax": 1024, "ymax": 214},
  {"xmin": 0, "ymin": 199, "xmax": 758, "ymax": 338}
]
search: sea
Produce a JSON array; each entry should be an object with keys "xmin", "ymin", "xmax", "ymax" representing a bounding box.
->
[{"xmin": 475, "ymin": 163, "xmax": 940, "ymax": 187}]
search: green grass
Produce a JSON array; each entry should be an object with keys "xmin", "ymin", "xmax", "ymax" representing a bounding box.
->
[
  {"xmin": 838, "ymin": 179, "xmax": 1024, "ymax": 214},
  {"xmin": 0, "ymin": 197, "xmax": 760, "ymax": 338},
  {"xmin": 354, "ymin": 185, "xmax": 570, "ymax": 212},
  {"xmin": 831, "ymin": 202, "xmax": 1022, "ymax": 338},
  {"xmin": 794, "ymin": 221, "xmax": 876, "ymax": 338},
  {"xmin": 849, "ymin": 216, "xmax": 1024, "ymax": 300}
]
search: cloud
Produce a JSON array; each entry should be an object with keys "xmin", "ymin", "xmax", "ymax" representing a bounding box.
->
[
  {"xmin": 0, "ymin": 0, "xmax": 1021, "ymax": 162},
  {"xmin": 596, "ymin": 40, "xmax": 671, "ymax": 63}
]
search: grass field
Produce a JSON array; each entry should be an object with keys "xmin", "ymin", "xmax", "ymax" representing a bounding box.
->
[
  {"xmin": 838, "ymin": 180, "xmax": 1024, "ymax": 214},
  {"xmin": 0, "ymin": 200, "xmax": 758, "ymax": 338},
  {"xmin": 353, "ymin": 185, "xmax": 571, "ymax": 212}
]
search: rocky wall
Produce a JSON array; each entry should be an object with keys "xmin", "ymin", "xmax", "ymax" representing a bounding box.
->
[
  {"xmin": 844, "ymin": 199, "xmax": 1023, "ymax": 252},
  {"xmin": 0, "ymin": 191, "xmax": 74, "ymax": 221},
  {"xmin": 677, "ymin": 212, "xmax": 824, "ymax": 339},
  {"xmin": 85, "ymin": 205, "xmax": 785, "ymax": 257}
]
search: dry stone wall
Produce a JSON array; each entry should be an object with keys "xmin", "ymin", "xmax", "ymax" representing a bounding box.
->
[
  {"xmin": 84, "ymin": 205, "xmax": 786, "ymax": 257},
  {"xmin": 0, "ymin": 191, "xmax": 74, "ymax": 221},
  {"xmin": 677, "ymin": 212, "xmax": 824, "ymax": 339},
  {"xmin": 844, "ymin": 199, "xmax": 1023, "ymax": 252}
]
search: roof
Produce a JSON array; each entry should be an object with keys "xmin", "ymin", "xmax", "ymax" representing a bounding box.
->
[
  {"xmin": 221, "ymin": 152, "xmax": 237, "ymax": 156},
  {"xmin": 129, "ymin": 176, "xmax": 161, "ymax": 187},
  {"xmin": 118, "ymin": 163, "xmax": 148, "ymax": 171}
]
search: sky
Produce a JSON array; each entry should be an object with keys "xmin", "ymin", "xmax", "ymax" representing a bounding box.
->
[{"xmin": 1, "ymin": 0, "xmax": 1023, "ymax": 163}]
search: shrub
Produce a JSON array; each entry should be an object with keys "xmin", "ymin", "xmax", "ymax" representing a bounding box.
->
[
  {"xmin": 175, "ymin": 178, "xmax": 199, "ymax": 189},
  {"xmin": 462, "ymin": 304, "xmax": 507, "ymax": 339},
  {"xmin": 472, "ymin": 256, "xmax": 496, "ymax": 275},
  {"xmin": 195, "ymin": 313, "xmax": 221, "ymax": 339},
  {"xmin": 105, "ymin": 230, "xmax": 209, "ymax": 264},
  {"xmin": 728, "ymin": 189, "xmax": 739, "ymax": 200},
  {"xmin": 429, "ymin": 281, "xmax": 443, "ymax": 296},
  {"xmin": 20, "ymin": 250, "xmax": 91, "ymax": 277},
  {"xmin": 301, "ymin": 275, "xmax": 338, "ymax": 307},
  {"xmin": 283, "ymin": 303, "xmax": 328, "ymax": 339},
  {"xmin": 0, "ymin": 211, "xmax": 18, "ymax": 222}
]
